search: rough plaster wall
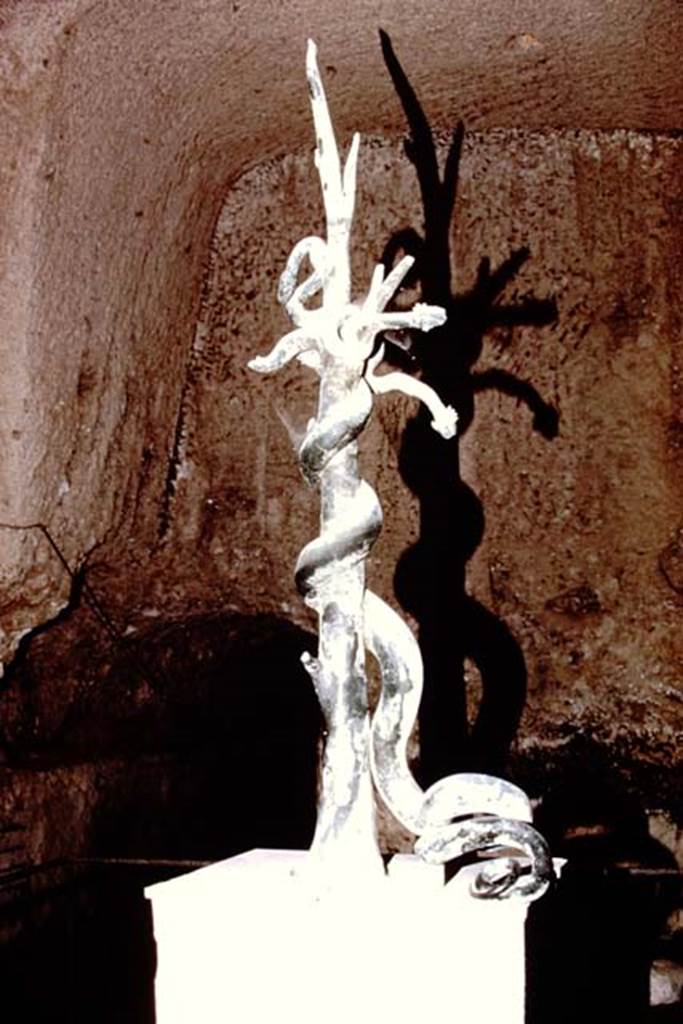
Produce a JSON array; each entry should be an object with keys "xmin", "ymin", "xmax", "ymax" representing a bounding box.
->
[
  {"xmin": 0, "ymin": 0, "xmax": 229, "ymax": 662},
  {"xmin": 12, "ymin": 129, "xmax": 676, "ymax": 864},
  {"xmin": 169, "ymin": 129, "xmax": 682, "ymax": 813},
  {"xmin": 1, "ymin": 0, "xmax": 681, "ymax": 669},
  {"xmin": 0, "ymin": 0, "xmax": 681, "ymax": 866}
]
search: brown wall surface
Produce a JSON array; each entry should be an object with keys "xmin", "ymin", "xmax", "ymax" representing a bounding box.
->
[{"xmin": 0, "ymin": 0, "xmax": 680, "ymax": 866}]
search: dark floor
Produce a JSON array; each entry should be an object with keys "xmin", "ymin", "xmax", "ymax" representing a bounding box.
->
[{"xmin": 0, "ymin": 861, "xmax": 172, "ymax": 1024}]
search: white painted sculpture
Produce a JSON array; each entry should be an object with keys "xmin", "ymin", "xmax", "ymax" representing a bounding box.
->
[
  {"xmin": 145, "ymin": 40, "xmax": 558, "ymax": 1024},
  {"xmin": 248, "ymin": 40, "xmax": 552, "ymax": 901}
]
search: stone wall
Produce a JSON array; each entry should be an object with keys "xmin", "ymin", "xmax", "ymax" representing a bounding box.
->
[
  {"xmin": 0, "ymin": 0, "xmax": 680, "ymax": 866},
  {"xmin": 171, "ymin": 128, "xmax": 682, "ymax": 816}
]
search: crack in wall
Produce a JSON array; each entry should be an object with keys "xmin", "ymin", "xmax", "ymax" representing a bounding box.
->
[{"xmin": 0, "ymin": 520, "xmax": 171, "ymax": 697}]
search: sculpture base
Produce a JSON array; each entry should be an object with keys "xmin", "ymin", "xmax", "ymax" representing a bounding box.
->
[{"xmin": 146, "ymin": 848, "xmax": 529, "ymax": 1024}]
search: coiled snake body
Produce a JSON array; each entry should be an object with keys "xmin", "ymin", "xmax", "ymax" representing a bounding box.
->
[
  {"xmin": 248, "ymin": 39, "xmax": 552, "ymax": 899},
  {"xmin": 250, "ymin": 238, "xmax": 551, "ymax": 899}
]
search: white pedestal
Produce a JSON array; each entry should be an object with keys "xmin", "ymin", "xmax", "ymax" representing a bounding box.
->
[{"xmin": 146, "ymin": 848, "xmax": 530, "ymax": 1024}]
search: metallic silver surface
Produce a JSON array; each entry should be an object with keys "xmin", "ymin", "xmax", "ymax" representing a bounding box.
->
[{"xmin": 248, "ymin": 41, "xmax": 552, "ymax": 900}]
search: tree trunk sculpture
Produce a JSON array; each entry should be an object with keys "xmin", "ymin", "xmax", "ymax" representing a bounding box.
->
[{"xmin": 249, "ymin": 40, "xmax": 552, "ymax": 900}]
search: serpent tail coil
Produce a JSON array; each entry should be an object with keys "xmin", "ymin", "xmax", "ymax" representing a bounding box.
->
[{"xmin": 365, "ymin": 590, "xmax": 553, "ymax": 899}]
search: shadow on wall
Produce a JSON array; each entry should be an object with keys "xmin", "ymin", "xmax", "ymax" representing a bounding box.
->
[
  {"xmin": 377, "ymin": 31, "xmax": 559, "ymax": 785},
  {"xmin": 527, "ymin": 772, "xmax": 680, "ymax": 1024}
]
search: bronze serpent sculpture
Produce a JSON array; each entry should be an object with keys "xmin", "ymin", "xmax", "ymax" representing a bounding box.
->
[{"xmin": 248, "ymin": 41, "xmax": 552, "ymax": 900}]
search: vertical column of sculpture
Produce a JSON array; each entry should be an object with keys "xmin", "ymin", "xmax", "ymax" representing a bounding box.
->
[
  {"xmin": 249, "ymin": 41, "xmax": 553, "ymax": 901},
  {"xmin": 249, "ymin": 42, "xmax": 448, "ymax": 879}
]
